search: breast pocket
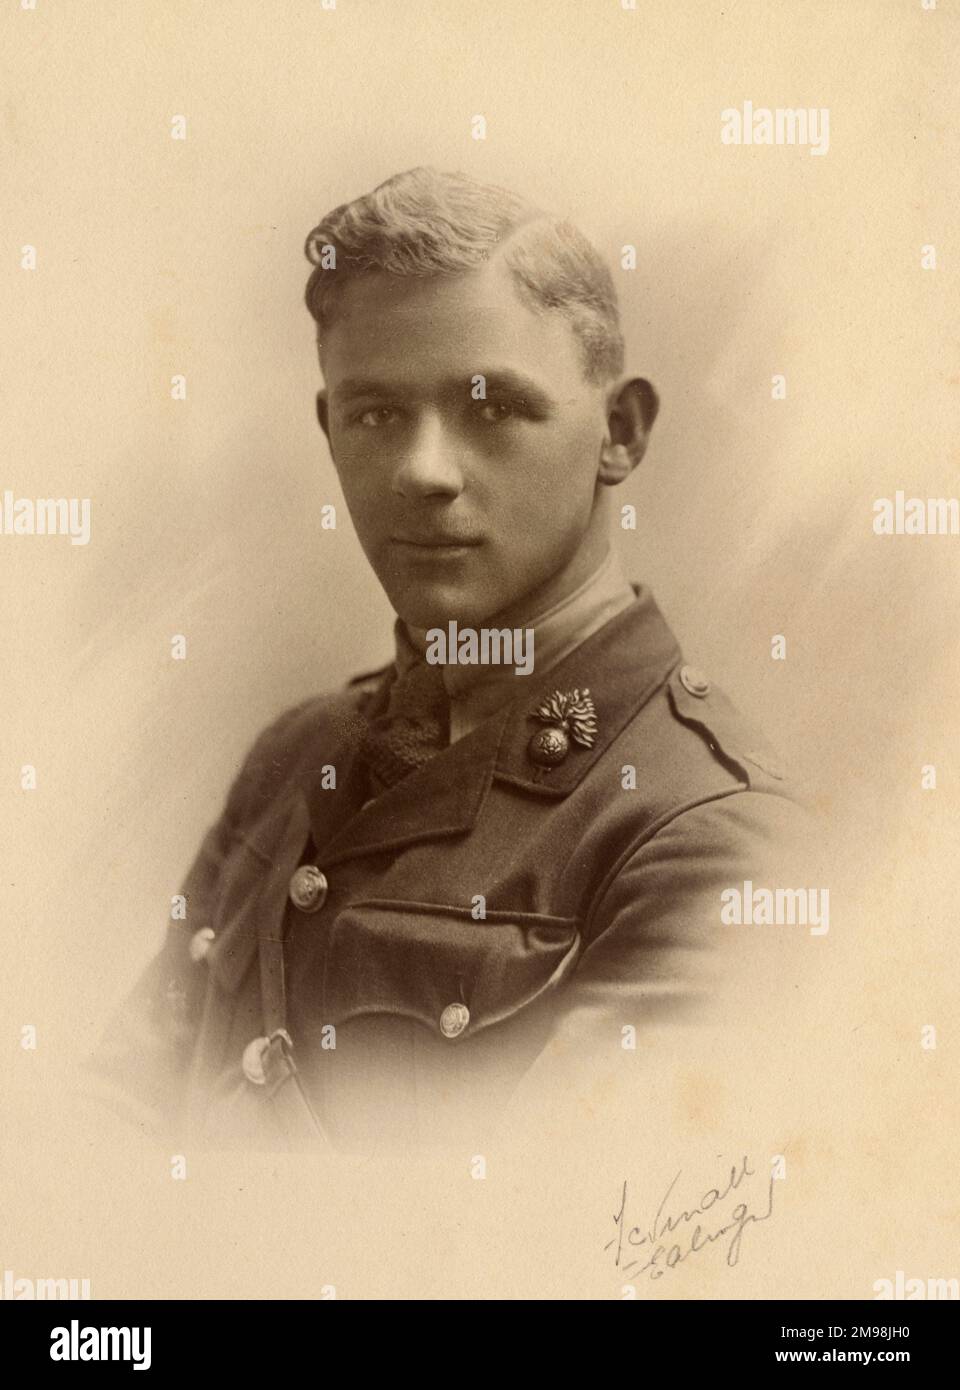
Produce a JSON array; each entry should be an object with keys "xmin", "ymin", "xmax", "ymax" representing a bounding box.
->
[{"xmin": 322, "ymin": 899, "xmax": 581, "ymax": 1041}]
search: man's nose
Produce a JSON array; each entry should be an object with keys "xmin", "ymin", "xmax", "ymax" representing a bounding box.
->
[{"xmin": 392, "ymin": 413, "xmax": 464, "ymax": 499}]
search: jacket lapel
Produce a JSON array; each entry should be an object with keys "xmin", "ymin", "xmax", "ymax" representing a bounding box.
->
[{"xmin": 312, "ymin": 701, "xmax": 512, "ymax": 868}]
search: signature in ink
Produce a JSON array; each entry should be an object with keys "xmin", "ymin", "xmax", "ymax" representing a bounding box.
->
[{"xmin": 604, "ymin": 1155, "xmax": 776, "ymax": 1280}]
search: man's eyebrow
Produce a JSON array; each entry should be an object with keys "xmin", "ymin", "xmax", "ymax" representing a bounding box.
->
[
  {"xmin": 331, "ymin": 370, "xmax": 555, "ymax": 406},
  {"xmin": 477, "ymin": 369, "xmax": 554, "ymax": 405},
  {"xmin": 331, "ymin": 378, "xmax": 397, "ymax": 403}
]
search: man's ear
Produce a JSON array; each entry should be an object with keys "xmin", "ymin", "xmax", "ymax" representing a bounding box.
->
[
  {"xmin": 598, "ymin": 377, "xmax": 659, "ymax": 485},
  {"xmin": 316, "ymin": 389, "xmax": 330, "ymax": 443}
]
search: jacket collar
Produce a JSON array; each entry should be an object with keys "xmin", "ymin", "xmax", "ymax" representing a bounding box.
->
[
  {"xmin": 300, "ymin": 585, "xmax": 680, "ymax": 867},
  {"xmin": 494, "ymin": 583, "xmax": 680, "ymax": 796}
]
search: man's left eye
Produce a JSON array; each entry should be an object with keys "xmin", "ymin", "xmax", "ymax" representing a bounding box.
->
[{"xmin": 476, "ymin": 399, "xmax": 523, "ymax": 422}]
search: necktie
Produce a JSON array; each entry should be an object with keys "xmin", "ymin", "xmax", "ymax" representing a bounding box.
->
[{"xmin": 358, "ymin": 659, "xmax": 451, "ymax": 792}]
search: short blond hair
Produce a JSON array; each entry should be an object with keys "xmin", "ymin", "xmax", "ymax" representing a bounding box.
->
[{"xmin": 304, "ymin": 167, "xmax": 624, "ymax": 383}]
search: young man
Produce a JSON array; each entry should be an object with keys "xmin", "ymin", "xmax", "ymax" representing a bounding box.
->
[{"xmin": 87, "ymin": 168, "xmax": 810, "ymax": 1152}]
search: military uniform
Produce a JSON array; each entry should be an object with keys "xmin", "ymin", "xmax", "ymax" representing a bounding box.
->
[{"xmin": 85, "ymin": 584, "xmax": 812, "ymax": 1153}]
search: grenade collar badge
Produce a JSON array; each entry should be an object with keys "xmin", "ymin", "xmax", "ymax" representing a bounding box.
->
[{"xmin": 527, "ymin": 687, "xmax": 598, "ymax": 767}]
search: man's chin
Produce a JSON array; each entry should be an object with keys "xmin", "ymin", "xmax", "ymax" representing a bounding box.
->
[
  {"xmin": 383, "ymin": 580, "xmax": 502, "ymax": 634},
  {"xmin": 395, "ymin": 601, "xmax": 494, "ymax": 633}
]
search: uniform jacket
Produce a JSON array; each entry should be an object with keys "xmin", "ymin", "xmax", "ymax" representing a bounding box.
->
[{"xmin": 85, "ymin": 586, "xmax": 811, "ymax": 1153}]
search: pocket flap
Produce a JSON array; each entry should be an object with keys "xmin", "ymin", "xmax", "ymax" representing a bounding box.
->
[{"xmin": 323, "ymin": 900, "xmax": 581, "ymax": 1038}]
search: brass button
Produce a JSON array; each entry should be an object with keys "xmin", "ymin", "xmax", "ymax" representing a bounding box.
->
[
  {"xmin": 242, "ymin": 1036, "xmax": 270, "ymax": 1085},
  {"xmin": 440, "ymin": 1003, "xmax": 470, "ymax": 1039},
  {"xmin": 679, "ymin": 664, "xmax": 710, "ymax": 698},
  {"xmin": 189, "ymin": 926, "xmax": 215, "ymax": 962},
  {"xmin": 289, "ymin": 864, "xmax": 328, "ymax": 913},
  {"xmin": 242, "ymin": 1030, "xmax": 293, "ymax": 1086}
]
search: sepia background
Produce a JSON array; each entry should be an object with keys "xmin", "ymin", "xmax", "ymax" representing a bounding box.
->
[{"xmin": 2, "ymin": 0, "xmax": 958, "ymax": 1298}]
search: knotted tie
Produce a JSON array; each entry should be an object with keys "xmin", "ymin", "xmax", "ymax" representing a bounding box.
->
[{"xmin": 358, "ymin": 659, "xmax": 451, "ymax": 792}]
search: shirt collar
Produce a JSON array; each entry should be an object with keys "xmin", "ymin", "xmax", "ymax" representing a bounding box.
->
[{"xmin": 393, "ymin": 550, "xmax": 637, "ymax": 741}]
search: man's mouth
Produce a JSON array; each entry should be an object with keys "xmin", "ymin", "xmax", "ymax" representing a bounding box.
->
[{"xmin": 390, "ymin": 533, "xmax": 483, "ymax": 550}]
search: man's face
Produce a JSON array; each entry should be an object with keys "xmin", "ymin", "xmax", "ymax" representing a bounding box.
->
[{"xmin": 318, "ymin": 257, "xmax": 611, "ymax": 630}]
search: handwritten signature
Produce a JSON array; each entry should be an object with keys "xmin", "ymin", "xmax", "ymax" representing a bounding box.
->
[{"xmin": 604, "ymin": 1155, "xmax": 776, "ymax": 1280}]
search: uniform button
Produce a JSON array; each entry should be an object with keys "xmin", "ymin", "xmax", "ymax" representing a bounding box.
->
[
  {"xmin": 289, "ymin": 864, "xmax": 328, "ymax": 913},
  {"xmin": 242, "ymin": 1036, "xmax": 270, "ymax": 1086},
  {"xmin": 242, "ymin": 1030, "xmax": 293, "ymax": 1086},
  {"xmin": 188, "ymin": 926, "xmax": 216, "ymax": 962},
  {"xmin": 439, "ymin": 1003, "xmax": 470, "ymax": 1038},
  {"xmin": 679, "ymin": 664, "xmax": 710, "ymax": 698}
]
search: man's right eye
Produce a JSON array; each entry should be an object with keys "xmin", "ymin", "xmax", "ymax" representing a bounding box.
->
[{"xmin": 351, "ymin": 406, "xmax": 399, "ymax": 428}]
